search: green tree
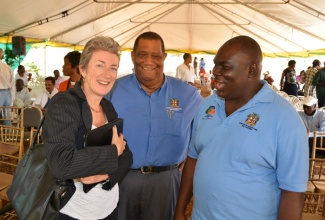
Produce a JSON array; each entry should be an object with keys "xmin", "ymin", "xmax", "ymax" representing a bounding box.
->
[
  {"xmin": 25, "ymin": 61, "xmax": 40, "ymax": 76},
  {"xmin": 4, "ymin": 48, "xmax": 19, "ymax": 68}
]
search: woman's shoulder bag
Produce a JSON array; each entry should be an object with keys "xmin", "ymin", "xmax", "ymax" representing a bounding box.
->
[{"xmin": 6, "ymin": 116, "xmax": 75, "ymax": 220}]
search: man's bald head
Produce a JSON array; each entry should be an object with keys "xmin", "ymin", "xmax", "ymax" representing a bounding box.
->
[
  {"xmin": 222, "ymin": 36, "xmax": 262, "ymax": 59},
  {"xmin": 219, "ymin": 36, "xmax": 263, "ymax": 78},
  {"xmin": 213, "ymin": 35, "xmax": 264, "ymax": 103}
]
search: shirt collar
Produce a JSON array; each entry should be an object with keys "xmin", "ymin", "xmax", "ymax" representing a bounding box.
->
[
  {"xmin": 305, "ymin": 109, "xmax": 318, "ymax": 119},
  {"xmin": 214, "ymin": 80, "xmax": 274, "ymax": 112},
  {"xmin": 132, "ymin": 73, "xmax": 167, "ymax": 96}
]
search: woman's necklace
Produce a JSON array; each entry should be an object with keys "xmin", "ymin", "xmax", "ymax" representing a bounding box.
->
[{"xmin": 89, "ymin": 105, "xmax": 102, "ymax": 113}]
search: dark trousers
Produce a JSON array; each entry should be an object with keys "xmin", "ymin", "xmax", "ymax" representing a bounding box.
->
[
  {"xmin": 283, "ymin": 82, "xmax": 298, "ymax": 96},
  {"xmin": 118, "ymin": 168, "xmax": 181, "ymax": 220},
  {"xmin": 318, "ymin": 97, "xmax": 325, "ymax": 108},
  {"xmin": 59, "ymin": 206, "xmax": 118, "ymax": 220}
]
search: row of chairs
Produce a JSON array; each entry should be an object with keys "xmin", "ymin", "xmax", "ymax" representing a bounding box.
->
[
  {"xmin": 276, "ymin": 91, "xmax": 303, "ymax": 110},
  {"xmin": 305, "ymin": 159, "xmax": 325, "ymax": 219},
  {"xmin": 303, "ymin": 131, "xmax": 325, "ymax": 219}
]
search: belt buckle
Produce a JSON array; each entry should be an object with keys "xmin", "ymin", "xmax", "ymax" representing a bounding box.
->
[{"xmin": 140, "ymin": 166, "xmax": 155, "ymax": 174}]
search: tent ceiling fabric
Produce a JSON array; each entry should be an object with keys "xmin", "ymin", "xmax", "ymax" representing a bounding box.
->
[{"xmin": 1, "ymin": 0, "xmax": 325, "ymax": 56}]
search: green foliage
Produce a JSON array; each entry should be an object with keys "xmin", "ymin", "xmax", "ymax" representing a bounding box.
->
[
  {"xmin": 25, "ymin": 61, "xmax": 40, "ymax": 76},
  {"xmin": 24, "ymin": 61, "xmax": 44, "ymax": 99},
  {"xmin": 29, "ymin": 74, "xmax": 45, "ymax": 99},
  {"xmin": 3, "ymin": 48, "xmax": 19, "ymax": 67}
]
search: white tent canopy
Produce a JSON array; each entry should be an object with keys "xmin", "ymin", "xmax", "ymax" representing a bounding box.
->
[{"xmin": 1, "ymin": 0, "xmax": 325, "ymax": 56}]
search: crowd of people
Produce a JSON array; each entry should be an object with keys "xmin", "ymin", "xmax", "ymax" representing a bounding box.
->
[
  {"xmin": 0, "ymin": 49, "xmax": 83, "ymax": 112},
  {"xmin": 0, "ymin": 33, "xmax": 312, "ymax": 220},
  {"xmin": 3, "ymin": 51, "xmax": 211, "ymax": 114},
  {"xmin": 263, "ymin": 59, "xmax": 325, "ymax": 155},
  {"xmin": 277, "ymin": 58, "xmax": 325, "ymax": 107}
]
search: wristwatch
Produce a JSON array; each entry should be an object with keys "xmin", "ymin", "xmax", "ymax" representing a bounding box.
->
[{"xmin": 100, "ymin": 178, "xmax": 110, "ymax": 185}]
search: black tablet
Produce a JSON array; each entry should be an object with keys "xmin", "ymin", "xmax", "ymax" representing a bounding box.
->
[{"xmin": 83, "ymin": 118, "xmax": 123, "ymax": 147}]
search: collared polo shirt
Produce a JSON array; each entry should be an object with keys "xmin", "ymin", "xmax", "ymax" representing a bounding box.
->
[
  {"xmin": 106, "ymin": 74, "xmax": 202, "ymax": 168},
  {"xmin": 188, "ymin": 81, "xmax": 308, "ymax": 219}
]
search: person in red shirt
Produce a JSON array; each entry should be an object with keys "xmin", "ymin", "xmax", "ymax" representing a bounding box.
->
[{"xmin": 58, "ymin": 51, "xmax": 81, "ymax": 92}]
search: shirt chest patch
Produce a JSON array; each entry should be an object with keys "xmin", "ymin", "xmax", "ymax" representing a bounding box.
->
[
  {"xmin": 166, "ymin": 98, "xmax": 182, "ymax": 118},
  {"xmin": 202, "ymin": 105, "xmax": 216, "ymax": 120},
  {"xmin": 239, "ymin": 112, "xmax": 260, "ymax": 131}
]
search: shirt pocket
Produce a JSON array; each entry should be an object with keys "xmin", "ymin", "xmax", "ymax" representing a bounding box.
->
[{"xmin": 165, "ymin": 110, "xmax": 185, "ymax": 136}]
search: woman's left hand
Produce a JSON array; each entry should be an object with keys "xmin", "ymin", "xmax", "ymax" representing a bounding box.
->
[{"xmin": 80, "ymin": 174, "xmax": 109, "ymax": 184}]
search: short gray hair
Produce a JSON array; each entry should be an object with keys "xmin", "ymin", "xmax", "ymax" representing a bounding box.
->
[{"xmin": 79, "ymin": 36, "xmax": 120, "ymax": 69}]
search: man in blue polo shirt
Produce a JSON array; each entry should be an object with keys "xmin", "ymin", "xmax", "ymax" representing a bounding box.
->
[
  {"xmin": 174, "ymin": 36, "xmax": 308, "ymax": 220},
  {"xmin": 106, "ymin": 32, "xmax": 202, "ymax": 220}
]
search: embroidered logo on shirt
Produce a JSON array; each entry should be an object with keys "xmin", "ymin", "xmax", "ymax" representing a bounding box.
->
[
  {"xmin": 170, "ymin": 98, "xmax": 179, "ymax": 107},
  {"xmin": 202, "ymin": 106, "xmax": 215, "ymax": 120},
  {"xmin": 166, "ymin": 98, "xmax": 182, "ymax": 118},
  {"xmin": 239, "ymin": 113, "xmax": 260, "ymax": 131}
]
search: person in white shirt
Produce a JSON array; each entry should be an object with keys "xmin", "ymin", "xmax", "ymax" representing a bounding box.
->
[
  {"xmin": 0, "ymin": 48, "xmax": 15, "ymax": 126},
  {"xmin": 33, "ymin": 76, "xmax": 58, "ymax": 109},
  {"xmin": 175, "ymin": 53, "xmax": 195, "ymax": 85},
  {"xmin": 15, "ymin": 65, "xmax": 29, "ymax": 87},
  {"xmin": 298, "ymin": 96, "xmax": 325, "ymax": 132},
  {"xmin": 53, "ymin": 69, "xmax": 65, "ymax": 89},
  {"xmin": 15, "ymin": 79, "xmax": 31, "ymax": 107}
]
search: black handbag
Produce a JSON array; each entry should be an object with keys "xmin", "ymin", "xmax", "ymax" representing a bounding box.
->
[{"xmin": 7, "ymin": 117, "xmax": 75, "ymax": 220}]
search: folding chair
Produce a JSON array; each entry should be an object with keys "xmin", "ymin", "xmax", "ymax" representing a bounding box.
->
[
  {"xmin": 0, "ymin": 125, "xmax": 24, "ymax": 209},
  {"xmin": 29, "ymin": 127, "xmax": 43, "ymax": 146},
  {"xmin": 289, "ymin": 95, "xmax": 303, "ymax": 110},
  {"xmin": 0, "ymin": 106, "xmax": 24, "ymax": 128},
  {"xmin": 0, "ymin": 204, "xmax": 16, "ymax": 219},
  {"xmin": 302, "ymin": 191, "xmax": 325, "ymax": 219},
  {"xmin": 311, "ymin": 131, "xmax": 325, "ymax": 159},
  {"xmin": 309, "ymin": 158, "xmax": 325, "ymax": 193},
  {"xmin": 23, "ymin": 106, "xmax": 43, "ymax": 151}
]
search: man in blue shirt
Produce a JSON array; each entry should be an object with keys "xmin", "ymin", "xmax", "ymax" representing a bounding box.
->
[
  {"xmin": 199, "ymin": 58, "xmax": 205, "ymax": 72},
  {"xmin": 106, "ymin": 32, "xmax": 202, "ymax": 220},
  {"xmin": 174, "ymin": 36, "xmax": 308, "ymax": 220}
]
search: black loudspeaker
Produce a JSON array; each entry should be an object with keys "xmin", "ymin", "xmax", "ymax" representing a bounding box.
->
[{"xmin": 12, "ymin": 36, "xmax": 26, "ymax": 55}]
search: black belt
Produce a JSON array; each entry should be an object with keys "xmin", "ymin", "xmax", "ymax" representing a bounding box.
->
[
  {"xmin": 0, "ymin": 89, "xmax": 9, "ymax": 91},
  {"xmin": 130, "ymin": 164, "xmax": 178, "ymax": 174}
]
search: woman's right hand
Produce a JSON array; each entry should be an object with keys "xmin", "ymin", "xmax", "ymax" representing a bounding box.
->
[{"xmin": 111, "ymin": 125, "xmax": 126, "ymax": 156}]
